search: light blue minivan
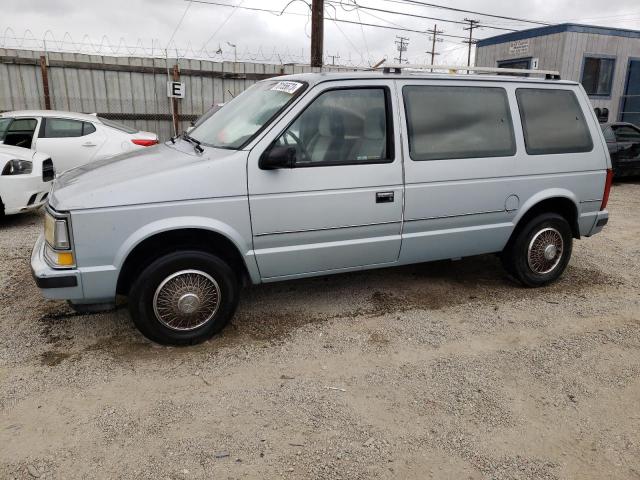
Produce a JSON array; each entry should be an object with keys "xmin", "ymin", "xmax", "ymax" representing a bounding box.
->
[{"xmin": 32, "ymin": 71, "xmax": 612, "ymax": 345}]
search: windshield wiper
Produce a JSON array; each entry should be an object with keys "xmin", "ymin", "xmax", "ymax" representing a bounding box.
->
[{"xmin": 182, "ymin": 131, "xmax": 204, "ymax": 154}]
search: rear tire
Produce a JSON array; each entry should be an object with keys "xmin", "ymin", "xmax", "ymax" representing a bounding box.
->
[
  {"xmin": 128, "ymin": 250, "xmax": 239, "ymax": 345},
  {"xmin": 502, "ymin": 213, "xmax": 572, "ymax": 287}
]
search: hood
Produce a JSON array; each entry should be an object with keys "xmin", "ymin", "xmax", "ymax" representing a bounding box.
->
[
  {"xmin": 0, "ymin": 144, "xmax": 37, "ymax": 161},
  {"xmin": 50, "ymin": 139, "xmax": 248, "ymax": 211}
]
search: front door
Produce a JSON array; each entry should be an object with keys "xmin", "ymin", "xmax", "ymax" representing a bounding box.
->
[
  {"xmin": 34, "ymin": 118, "xmax": 106, "ymax": 172},
  {"xmin": 611, "ymin": 123, "xmax": 640, "ymax": 174},
  {"xmin": 247, "ymin": 80, "xmax": 403, "ymax": 280}
]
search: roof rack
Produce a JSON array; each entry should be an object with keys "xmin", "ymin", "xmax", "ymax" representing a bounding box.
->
[{"xmin": 377, "ymin": 64, "xmax": 561, "ymax": 80}]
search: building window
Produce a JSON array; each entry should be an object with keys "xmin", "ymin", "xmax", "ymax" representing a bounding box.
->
[
  {"xmin": 497, "ymin": 58, "xmax": 532, "ymax": 76},
  {"xmin": 499, "ymin": 58, "xmax": 531, "ymax": 69},
  {"xmin": 581, "ymin": 56, "xmax": 615, "ymax": 96}
]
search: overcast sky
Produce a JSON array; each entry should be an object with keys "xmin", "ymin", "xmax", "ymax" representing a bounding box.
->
[{"xmin": 1, "ymin": 0, "xmax": 639, "ymax": 66}]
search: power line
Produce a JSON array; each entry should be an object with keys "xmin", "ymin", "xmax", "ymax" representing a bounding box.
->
[
  {"xmin": 328, "ymin": 0, "xmax": 518, "ymax": 32},
  {"xmin": 328, "ymin": 16, "xmax": 365, "ymax": 62},
  {"xmin": 352, "ymin": 2, "xmax": 372, "ymax": 65},
  {"xmin": 376, "ymin": 0, "xmax": 552, "ymax": 26},
  {"xmin": 188, "ymin": 0, "xmax": 476, "ymax": 41},
  {"xmin": 200, "ymin": 0, "xmax": 246, "ymax": 52},
  {"xmin": 333, "ymin": 16, "xmax": 470, "ymax": 40},
  {"xmin": 166, "ymin": 0, "xmax": 194, "ymax": 49}
]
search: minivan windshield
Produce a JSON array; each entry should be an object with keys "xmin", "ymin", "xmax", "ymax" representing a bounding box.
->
[{"xmin": 190, "ymin": 80, "xmax": 306, "ymax": 149}]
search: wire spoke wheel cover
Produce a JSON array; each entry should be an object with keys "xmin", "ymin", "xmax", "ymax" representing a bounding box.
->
[
  {"xmin": 153, "ymin": 269, "xmax": 221, "ymax": 331},
  {"xmin": 527, "ymin": 227, "xmax": 564, "ymax": 275}
]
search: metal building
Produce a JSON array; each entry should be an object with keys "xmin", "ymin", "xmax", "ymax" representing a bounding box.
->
[{"xmin": 476, "ymin": 24, "xmax": 640, "ymax": 125}]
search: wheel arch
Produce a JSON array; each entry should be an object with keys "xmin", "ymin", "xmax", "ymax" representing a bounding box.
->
[
  {"xmin": 115, "ymin": 218, "xmax": 259, "ymax": 295},
  {"xmin": 508, "ymin": 192, "xmax": 580, "ymax": 248}
]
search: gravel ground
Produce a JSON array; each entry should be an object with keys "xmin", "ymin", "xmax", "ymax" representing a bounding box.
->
[{"xmin": 1, "ymin": 180, "xmax": 639, "ymax": 480}]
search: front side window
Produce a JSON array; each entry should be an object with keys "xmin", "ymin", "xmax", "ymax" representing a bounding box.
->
[
  {"xmin": 581, "ymin": 57, "xmax": 615, "ymax": 96},
  {"xmin": 516, "ymin": 88, "xmax": 593, "ymax": 155},
  {"xmin": 0, "ymin": 118, "xmax": 11, "ymax": 141},
  {"xmin": 601, "ymin": 126, "xmax": 616, "ymax": 142},
  {"xmin": 43, "ymin": 118, "xmax": 84, "ymax": 138},
  {"xmin": 272, "ymin": 88, "xmax": 392, "ymax": 166},
  {"xmin": 403, "ymin": 85, "xmax": 516, "ymax": 161},
  {"xmin": 2, "ymin": 118, "xmax": 37, "ymax": 148},
  {"xmin": 612, "ymin": 125, "xmax": 640, "ymax": 142},
  {"xmin": 191, "ymin": 80, "xmax": 307, "ymax": 149}
]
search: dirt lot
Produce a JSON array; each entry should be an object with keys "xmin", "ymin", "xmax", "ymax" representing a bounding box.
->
[{"xmin": 1, "ymin": 181, "xmax": 639, "ymax": 480}]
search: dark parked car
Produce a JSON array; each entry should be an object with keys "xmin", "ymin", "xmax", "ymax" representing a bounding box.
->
[{"xmin": 601, "ymin": 122, "xmax": 640, "ymax": 177}]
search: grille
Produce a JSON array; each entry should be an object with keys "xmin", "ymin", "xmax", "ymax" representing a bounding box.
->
[{"xmin": 42, "ymin": 159, "xmax": 55, "ymax": 182}]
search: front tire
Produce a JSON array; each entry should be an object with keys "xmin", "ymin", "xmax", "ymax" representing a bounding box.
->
[
  {"xmin": 502, "ymin": 213, "xmax": 573, "ymax": 287},
  {"xmin": 129, "ymin": 250, "xmax": 239, "ymax": 345}
]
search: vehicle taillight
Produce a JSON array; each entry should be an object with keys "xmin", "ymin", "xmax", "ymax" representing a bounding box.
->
[
  {"xmin": 600, "ymin": 168, "xmax": 613, "ymax": 211},
  {"xmin": 131, "ymin": 139, "xmax": 158, "ymax": 147}
]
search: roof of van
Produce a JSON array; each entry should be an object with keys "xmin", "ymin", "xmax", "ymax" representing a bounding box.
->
[
  {"xmin": 269, "ymin": 71, "xmax": 579, "ymax": 86},
  {"xmin": 0, "ymin": 110, "xmax": 101, "ymax": 122}
]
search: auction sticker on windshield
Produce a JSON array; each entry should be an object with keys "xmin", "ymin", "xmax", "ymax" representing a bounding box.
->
[{"xmin": 271, "ymin": 81, "xmax": 304, "ymax": 94}]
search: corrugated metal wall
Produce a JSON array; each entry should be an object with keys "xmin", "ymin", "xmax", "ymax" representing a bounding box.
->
[
  {"xmin": 0, "ymin": 48, "xmax": 352, "ymax": 140},
  {"xmin": 476, "ymin": 32, "xmax": 640, "ymax": 121},
  {"xmin": 475, "ymin": 32, "xmax": 567, "ymax": 74}
]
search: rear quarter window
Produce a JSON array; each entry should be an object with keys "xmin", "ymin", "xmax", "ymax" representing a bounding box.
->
[
  {"xmin": 98, "ymin": 117, "xmax": 138, "ymax": 134},
  {"xmin": 516, "ymin": 88, "xmax": 593, "ymax": 155}
]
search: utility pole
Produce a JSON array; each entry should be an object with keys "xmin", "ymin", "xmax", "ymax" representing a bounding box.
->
[
  {"xmin": 328, "ymin": 53, "xmax": 340, "ymax": 66},
  {"xmin": 394, "ymin": 36, "xmax": 409, "ymax": 64},
  {"xmin": 310, "ymin": 0, "xmax": 324, "ymax": 67},
  {"xmin": 463, "ymin": 18, "xmax": 480, "ymax": 69},
  {"xmin": 425, "ymin": 24, "xmax": 443, "ymax": 68}
]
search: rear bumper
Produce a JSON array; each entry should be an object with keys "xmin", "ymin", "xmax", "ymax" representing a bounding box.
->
[{"xmin": 585, "ymin": 210, "xmax": 608, "ymax": 237}]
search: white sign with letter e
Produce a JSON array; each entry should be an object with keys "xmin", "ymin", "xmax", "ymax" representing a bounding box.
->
[{"xmin": 167, "ymin": 81, "xmax": 185, "ymax": 98}]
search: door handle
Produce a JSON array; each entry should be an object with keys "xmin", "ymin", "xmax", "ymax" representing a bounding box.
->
[
  {"xmin": 376, "ymin": 191, "xmax": 394, "ymax": 203},
  {"xmin": 82, "ymin": 142, "xmax": 97, "ymax": 147}
]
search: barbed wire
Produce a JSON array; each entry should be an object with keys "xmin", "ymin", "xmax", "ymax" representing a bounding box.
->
[{"xmin": 0, "ymin": 28, "xmax": 378, "ymax": 66}]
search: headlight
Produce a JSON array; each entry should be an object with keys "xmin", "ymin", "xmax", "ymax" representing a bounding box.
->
[
  {"xmin": 43, "ymin": 211, "xmax": 75, "ymax": 268},
  {"xmin": 2, "ymin": 159, "xmax": 32, "ymax": 175}
]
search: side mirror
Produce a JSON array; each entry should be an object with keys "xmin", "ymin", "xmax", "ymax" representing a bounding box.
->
[{"xmin": 259, "ymin": 146, "xmax": 296, "ymax": 170}]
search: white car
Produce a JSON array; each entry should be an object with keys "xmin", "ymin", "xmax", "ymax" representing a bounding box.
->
[
  {"xmin": 0, "ymin": 110, "xmax": 158, "ymax": 173},
  {"xmin": 0, "ymin": 144, "xmax": 53, "ymax": 216}
]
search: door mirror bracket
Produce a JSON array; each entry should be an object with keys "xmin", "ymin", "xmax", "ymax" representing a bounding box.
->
[{"xmin": 259, "ymin": 146, "xmax": 296, "ymax": 170}]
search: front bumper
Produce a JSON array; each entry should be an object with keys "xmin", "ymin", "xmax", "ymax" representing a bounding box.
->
[
  {"xmin": 30, "ymin": 234, "xmax": 84, "ymax": 300},
  {"xmin": 0, "ymin": 173, "xmax": 51, "ymax": 215}
]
